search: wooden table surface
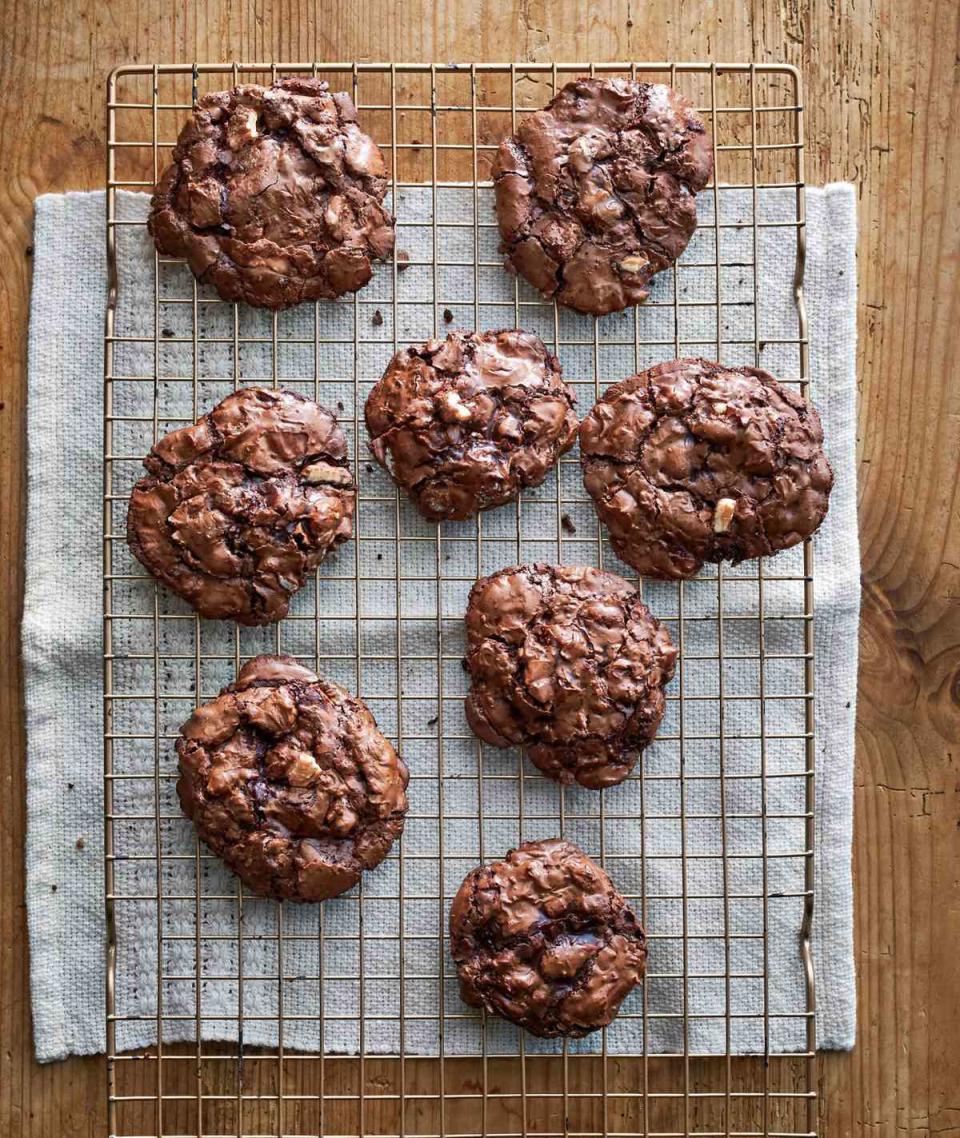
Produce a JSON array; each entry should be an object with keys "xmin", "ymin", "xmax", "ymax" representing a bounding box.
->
[{"xmin": 2, "ymin": 2, "xmax": 958, "ymax": 1136}]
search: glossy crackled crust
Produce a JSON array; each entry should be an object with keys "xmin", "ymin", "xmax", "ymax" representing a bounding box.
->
[
  {"xmin": 492, "ymin": 78, "xmax": 713, "ymax": 316},
  {"xmin": 579, "ymin": 358, "xmax": 834, "ymax": 579},
  {"xmin": 176, "ymin": 655, "xmax": 409, "ymax": 901},
  {"xmin": 450, "ymin": 839, "xmax": 647, "ymax": 1037},
  {"xmin": 464, "ymin": 563, "xmax": 676, "ymax": 789},
  {"xmin": 365, "ymin": 329, "xmax": 578, "ymax": 521},
  {"xmin": 149, "ymin": 77, "xmax": 395, "ymax": 309},
  {"xmin": 126, "ymin": 387, "xmax": 355, "ymax": 625}
]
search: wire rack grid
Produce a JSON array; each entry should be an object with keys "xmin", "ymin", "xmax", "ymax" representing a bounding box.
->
[{"xmin": 103, "ymin": 61, "xmax": 816, "ymax": 1138}]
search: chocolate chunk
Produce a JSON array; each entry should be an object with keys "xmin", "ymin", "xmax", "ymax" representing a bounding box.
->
[
  {"xmin": 176, "ymin": 654, "xmax": 408, "ymax": 901},
  {"xmin": 148, "ymin": 78, "xmax": 395, "ymax": 309},
  {"xmin": 365, "ymin": 329, "xmax": 577, "ymax": 521},
  {"xmin": 492, "ymin": 78, "xmax": 713, "ymax": 316},
  {"xmin": 464, "ymin": 563, "xmax": 675, "ymax": 789},
  {"xmin": 579, "ymin": 358, "xmax": 833, "ymax": 578},
  {"xmin": 450, "ymin": 839, "xmax": 647, "ymax": 1037},
  {"xmin": 127, "ymin": 387, "xmax": 355, "ymax": 625}
]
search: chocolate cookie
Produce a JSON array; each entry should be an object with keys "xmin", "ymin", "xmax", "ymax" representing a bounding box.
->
[
  {"xmin": 127, "ymin": 387, "xmax": 355, "ymax": 625},
  {"xmin": 176, "ymin": 655, "xmax": 408, "ymax": 901},
  {"xmin": 149, "ymin": 77, "xmax": 395, "ymax": 309},
  {"xmin": 464, "ymin": 564, "xmax": 676, "ymax": 789},
  {"xmin": 365, "ymin": 330, "xmax": 577, "ymax": 521},
  {"xmin": 450, "ymin": 839, "xmax": 646, "ymax": 1037},
  {"xmin": 492, "ymin": 78, "xmax": 713, "ymax": 316},
  {"xmin": 579, "ymin": 358, "xmax": 834, "ymax": 579}
]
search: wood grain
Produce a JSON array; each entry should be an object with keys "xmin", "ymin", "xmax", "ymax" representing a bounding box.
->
[{"xmin": 1, "ymin": 2, "xmax": 958, "ymax": 1135}]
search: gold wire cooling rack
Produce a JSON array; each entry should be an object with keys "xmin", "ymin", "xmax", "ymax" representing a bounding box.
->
[{"xmin": 103, "ymin": 61, "xmax": 816, "ymax": 1138}]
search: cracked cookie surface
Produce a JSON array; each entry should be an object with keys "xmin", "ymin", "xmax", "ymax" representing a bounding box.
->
[
  {"xmin": 450, "ymin": 839, "xmax": 647, "ymax": 1037},
  {"xmin": 492, "ymin": 78, "xmax": 713, "ymax": 316},
  {"xmin": 365, "ymin": 330, "xmax": 578, "ymax": 521},
  {"xmin": 127, "ymin": 387, "xmax": 355, "ymax": 625},
  {"xmin": 464, "ymin": 563, "xmax": 676, "ymax": 789},
  {"xmin": 149, "ymin": 77, "xmax": 395, "ymax": 309},
  {"xmin": 579, "ymin": 358, "xmax": 834, "ymax": 579},
  {"xmin": 176, "ymin": 655, "xmax": 408, "ymax": 901}
]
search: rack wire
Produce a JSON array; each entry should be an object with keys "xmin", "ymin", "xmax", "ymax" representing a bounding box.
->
[{"xmin": 103, "ymin": 61, "xmax": 816, "ymax": 1138}]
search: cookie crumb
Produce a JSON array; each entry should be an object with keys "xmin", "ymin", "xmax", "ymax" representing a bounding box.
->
[
  {"xmin": 443, "ymin": 308, "xmax": 454, "ymax": 324},
  {"xmin": 561, "ymin": 514, "xmax": 576, "ymax": 535},
  {"xmin": 372, "ymin": 309, "xmax": 384, "ymax": 327},
  {"xmin": 396, "ymin": 250, "xmax": 411, "ymax": 272},
  {"xmin": 427, "ymin": 715, "xmax": 439, "ymax": 727},
  {"xmin": 76, "ymin": 837, "xmax": 85, "ymax": 850}
]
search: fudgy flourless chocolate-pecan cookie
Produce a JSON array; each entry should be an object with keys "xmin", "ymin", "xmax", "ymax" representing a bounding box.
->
[
  {"xmin": 492, "ymin": 78, "xmax": 713, "ymax": 316},
  {"xmin": 176, "ymin": 655, "xmax": 408, "ymax": 901},
  {"xmin": 450, "ymin": 839, "xmax": 647, "ymax": 1037},
  {"xmin": 464, "ymin": 563, "xmax": 676, "ymax": 789},
  {"xmin": 579, "ymin": 358, "xmax": 833, "ymax": 579},
  {"xmin": 127, "ymin": 387, "xmax": 355, "ymax": 625},
  {"xmin": 149, "ymin": 77, "xmax": 395, "ymax": 309},
  {"xmin": 365, "ymin": 330, "xmax": 578, "ymax": 521}
]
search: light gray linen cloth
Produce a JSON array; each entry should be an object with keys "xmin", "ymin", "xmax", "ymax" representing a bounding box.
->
[{"xmin": 24, "ymin": 184, "xmax": 858, "ymax": 1063}]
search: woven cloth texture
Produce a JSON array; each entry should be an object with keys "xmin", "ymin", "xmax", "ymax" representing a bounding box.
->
[{"xmin": 24, "ymin": 184, "xmax": 858, "ymax": 1062}]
